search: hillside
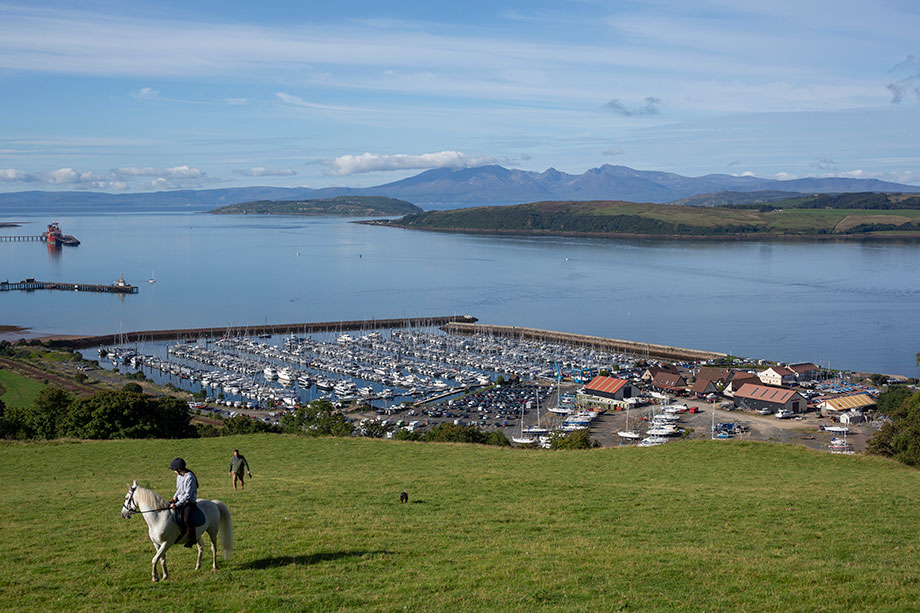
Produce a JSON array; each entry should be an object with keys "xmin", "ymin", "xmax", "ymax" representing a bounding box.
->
[
  {"xmin": 2, "ymin": 165, "xmax": 919, "ymax": 211},
  {"xmin": 208, "ymin": 195, "xmax": 421, "ymax": 216},
  {"xmin": 2, "ymin": 436, "xmax": 919, "ymax": 611},
  {"xmin": 383, "ymin": 196, "xmax": 920, "ymax": 238}
]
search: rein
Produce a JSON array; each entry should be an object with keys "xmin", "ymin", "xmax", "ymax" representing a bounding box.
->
[{"xmin": 123, "ymin": 485, "xmax": 172, "ymax": 516}]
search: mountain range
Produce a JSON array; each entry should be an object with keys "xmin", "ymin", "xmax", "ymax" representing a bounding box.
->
[{"xmin": 1, "ymin": 165, "xmax": 918, "ymax": 212}]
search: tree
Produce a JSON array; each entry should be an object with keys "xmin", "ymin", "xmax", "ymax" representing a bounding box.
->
[
  {"xmin": 27, "ymin": 387, "xmax": 72, "ymax": 439},
  {"xmin": 61, "ymin": 391, "xmax": 196, "ymax": 439},
  {"xmin": 868, "ymin": 389, "xmax": 920, "ymax": 466},
  {"xmin": 122, "ymin": 382, "xmax": 143, "ymax": 394}
]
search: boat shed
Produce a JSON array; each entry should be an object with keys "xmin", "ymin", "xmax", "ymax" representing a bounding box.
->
[
  {"xmin": 733, "ymin": 383, "xmax": 807, "ymax": 414},
  {"xmin": 577, "ymin": 376, "xmax": 637, "ymax": 410},
  {"xmin": 818, "ymin": 393, "xmax": 876, "ymax": 417}
]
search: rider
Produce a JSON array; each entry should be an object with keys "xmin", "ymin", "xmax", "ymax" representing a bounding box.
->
[{"xmin": 168, "ymin": 457, "xmax": 198, "ymax": 548}]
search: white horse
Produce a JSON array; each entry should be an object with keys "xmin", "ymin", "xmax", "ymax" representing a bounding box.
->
[{"xmin": 121, "ymin": 480, "xmax": 233, "ymax": 582}]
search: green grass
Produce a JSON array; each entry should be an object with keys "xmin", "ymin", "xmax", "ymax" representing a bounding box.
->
[
  {"xmin": 2, "ymin": 436, "xmax": 919, "ymax": 611},
  {"xmin": 0, "ymin": 369, "xmax": 46, "ymax": 408}
]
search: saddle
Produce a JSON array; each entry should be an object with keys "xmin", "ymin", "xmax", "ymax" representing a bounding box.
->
[{"xmin": 172, "ymin": 506, "xmax": 207, "ymax": 544}]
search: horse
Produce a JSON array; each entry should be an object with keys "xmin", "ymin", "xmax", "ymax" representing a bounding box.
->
[{"xmin": 121, "ymin": 480, "xmax": 233, "ymax": 582}]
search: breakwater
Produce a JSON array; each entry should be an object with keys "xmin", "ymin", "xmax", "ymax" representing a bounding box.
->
[
  {"xmin": 442, "ymin": 322, "xmax": 726, "ymax": 362},
  {"xmin": 50, "ymin": 315, "xmax": 479, "ymax": 349}
]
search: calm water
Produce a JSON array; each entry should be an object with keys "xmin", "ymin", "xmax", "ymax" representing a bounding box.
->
[{"xmin": 2, "ymin": 213, "xmax": 919, "ymax": 376}]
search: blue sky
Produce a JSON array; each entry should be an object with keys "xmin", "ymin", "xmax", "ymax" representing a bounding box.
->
[{"xmin": 1, "ymin": 0, "xmax": 918, "ymax": 193}]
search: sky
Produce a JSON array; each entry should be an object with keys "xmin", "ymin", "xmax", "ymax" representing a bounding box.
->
[{"xmin": 0, "ymin": 0, "xmax": 919, "ymax": 193}]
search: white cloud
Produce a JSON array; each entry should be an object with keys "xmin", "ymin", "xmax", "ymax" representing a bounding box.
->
[
  {"xmin": 0, "ymin": 168, "xmax": 37, "ymax": 182},
  {"xmin": 774, "ymin": 172, "xmax": 798, "ymax": 180},
  {"xmin": 233, "ymin": 167, "xmax": 297, "ymax": 177},
  {"xmin": 324, "ymin": 151, "xmax": 498, "ymax": 176},
  {"xmin": 602, "ymin": 148, "xmax": 624, "ymax": 156},
  {"xmin": 113, "ymin": 165, "xmax": 204, "ymax": 179},
  {"xmin": 225, "ymin": 97, "xmax": 248, "ymax": 105},
  {"xmin": 131, "ymin": 87, "xmax": 159, "ymax": 99}
]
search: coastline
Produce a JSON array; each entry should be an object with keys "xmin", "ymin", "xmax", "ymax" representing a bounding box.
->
[{"xmin": 358, "ymin": 220, "xmax": 920, "ymax": 242}]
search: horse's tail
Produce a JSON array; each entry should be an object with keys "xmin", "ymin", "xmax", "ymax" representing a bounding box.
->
[{"xmin": 214, "ymin": 500, "xmax": 233, "ymax": 560}]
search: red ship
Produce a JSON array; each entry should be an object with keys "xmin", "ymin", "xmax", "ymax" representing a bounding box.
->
[{"xmin": 44, "ymin": 222, "xmax": 80, "ymax": 246}]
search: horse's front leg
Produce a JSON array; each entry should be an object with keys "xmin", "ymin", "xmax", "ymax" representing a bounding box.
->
[
  {"xmin": 151, "ymin": 541, "xmax": 170, "ymax": 582},
  {"xmin": 160, "ymin": 551, "xmax": 169, "ymax": 580}
]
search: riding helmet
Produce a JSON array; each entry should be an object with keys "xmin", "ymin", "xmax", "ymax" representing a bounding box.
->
[{"xmin": 169, "ymin": 457, "xmax": 187, "ymax": 470}]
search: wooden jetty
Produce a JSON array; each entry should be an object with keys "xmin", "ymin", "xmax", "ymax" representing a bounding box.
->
[
  {"xmin": 0, "ymin": 235, "xmax": 45, "ymax": 242},
  {"xmin": 1, "ymin": 279, "xmax": 138, "ymax": 294},
  {"xmin": 48, "ymin": 315, "xmax": 479, "ymax": 349},
  {"xmin": 442, "ymin": 322, "xmax": 727, "ymax": 362}
]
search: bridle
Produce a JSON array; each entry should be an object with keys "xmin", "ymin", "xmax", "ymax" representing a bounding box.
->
[{"xmin": 122, "ymin": 484, "xmax": 170, "ymax": 517}]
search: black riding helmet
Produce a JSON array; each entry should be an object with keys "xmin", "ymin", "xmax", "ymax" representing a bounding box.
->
[{"xmin": 169, "ymin": 457, "xmax": 186, "ymax": 470}]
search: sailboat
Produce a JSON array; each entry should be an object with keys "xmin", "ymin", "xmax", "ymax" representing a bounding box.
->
[
  {"xmin": 148, "ymin": 270, "xmax": 156, "ymax": 284},
  {"xmin": 512, "ymin": 388, "xmax": 542, "ymax": 444},
  {"xmin": 522, "ymin": 388, "xmax": 550, "ymax": 437},
  {"xmin": 617, "ymin": 402, "xmax": 642, "ymax": 440}
]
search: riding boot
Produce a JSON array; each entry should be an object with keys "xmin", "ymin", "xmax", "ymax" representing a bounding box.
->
[{"xmin": 184, "ymin": 528, "xmax": 196, "ymax": 548}]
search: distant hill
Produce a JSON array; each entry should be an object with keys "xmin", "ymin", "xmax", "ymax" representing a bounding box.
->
[
  {"xmin": 381, "ymin": 195, "xmax": 920, "ymax": 238},
  {"xmin": 1, "ymin": 164, "xmax": 919, "ymax": 212},
  {"xmin": 208, "ymin": 196, "xmax": 421, "ymax": 217}
]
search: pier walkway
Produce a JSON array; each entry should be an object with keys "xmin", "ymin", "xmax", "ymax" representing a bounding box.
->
[
  {"xmin": 1, "ymin": 280, "xmax": 138, "ymax": 294},
  {"xmin": 442, "ymin": 322, "xmax": 727, "ymax": 363},
  {"xmin": 0, "ymin": 235, "xmax": 45, "ymax": 242}
]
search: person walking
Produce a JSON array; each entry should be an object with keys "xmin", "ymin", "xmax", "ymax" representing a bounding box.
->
[
  {"xmin": 168, "ymin": 457, "xmax": 198, "ymax": 548},
  {"xmin": 228, "ymin": 449, "xmax": 252, "ymax": 491}
]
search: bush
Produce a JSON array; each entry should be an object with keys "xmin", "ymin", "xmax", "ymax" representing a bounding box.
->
[
  {"xmin": 223, "ymin": 415, "xmax": 279, "ymax": 435},
  {"xmin": 549, "ymin": 428, "xmax": 596, "ymax": 449},
  {"xmin": 393, "ymin": 428, "xmax": 422, "ymax": 441},
  {"xmin": 121, "ymin": 382, "xmax": 143, "ymax": 394},
  {"xmin": 195, "ymin": 423, "xmax": 221, "ymax": 438},
  {"xmin": 281, "ymin": 399, "xmax": 353, "ymax": 437}
]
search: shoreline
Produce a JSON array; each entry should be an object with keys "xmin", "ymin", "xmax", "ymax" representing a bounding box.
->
[{"xmin": 359, "ymin": 220, "xmax": 920, "ymax": 242}]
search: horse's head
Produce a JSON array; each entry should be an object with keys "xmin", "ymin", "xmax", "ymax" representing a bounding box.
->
[{"xmin": 122, "ymin": 480, "xmax": 139, "ymax": 519}]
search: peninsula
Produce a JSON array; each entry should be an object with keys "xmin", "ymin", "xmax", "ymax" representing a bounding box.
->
[
  {"xmin": 375, "ymin": 193, "xmax": 920, "ymax": 239},
  {"xmin": 208, "ymin": 195, "xmax": 421, "ymax": 217}
]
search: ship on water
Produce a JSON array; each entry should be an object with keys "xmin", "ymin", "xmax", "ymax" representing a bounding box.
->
[{"xmin": 45, "ymin": 222, "xmax": 80, "ymax": 246}]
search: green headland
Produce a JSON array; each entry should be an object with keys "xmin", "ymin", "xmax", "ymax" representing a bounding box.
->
[
  {"xmin": 208, "ymin": 195, "xmax": 422, "ymax": 217},
  {"xmin": 380, "ymin": 192, "xmax": 920, "ymax": 239}
]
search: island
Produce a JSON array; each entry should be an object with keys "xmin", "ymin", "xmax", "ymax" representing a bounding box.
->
[
  {"xmin": 368, "ymin": 192, "xmax": 920, "ymax": 239},
  {"xmin": 208, "ymin": 195, "xmax": 422, "ymax": 217}
]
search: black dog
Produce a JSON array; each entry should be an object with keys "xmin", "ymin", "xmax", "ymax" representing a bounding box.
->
[{"xmin": 400, "ymin": 492, "xmax": 408, "ymax": 503}]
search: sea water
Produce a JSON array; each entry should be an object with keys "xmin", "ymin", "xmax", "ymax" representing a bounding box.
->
[{"xmin": 1, "ymin": 212, "xmax": 918, "ymax": 376}]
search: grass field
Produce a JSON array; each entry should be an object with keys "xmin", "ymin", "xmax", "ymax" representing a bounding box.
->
[
  {"xmin": 2, "ymin": 436, "xmax": 920, "ymax": 611},
  {"xmin": 0, "ymin": 369, "xmax": 46, "ymax": 408}
]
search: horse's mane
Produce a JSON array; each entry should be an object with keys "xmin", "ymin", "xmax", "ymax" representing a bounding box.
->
[{"xmin": 134, "ymin": 485, "xmax": 168, "ymax": 509}]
